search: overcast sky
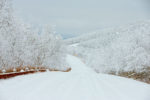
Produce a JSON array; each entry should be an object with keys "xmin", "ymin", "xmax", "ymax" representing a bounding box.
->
[{"xmin": 13, "ymin": 0, "xmax": 150, "ymax": 38}]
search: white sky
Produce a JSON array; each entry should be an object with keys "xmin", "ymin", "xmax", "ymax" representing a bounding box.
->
[{"xmin": 13, "ymin": 0, "xmax": 150, "ymax": 38}]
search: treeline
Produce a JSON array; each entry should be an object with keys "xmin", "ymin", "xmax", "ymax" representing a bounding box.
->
[{"xmin": 67, "ymin": 20, "xmax": 150, "ymax": 74}]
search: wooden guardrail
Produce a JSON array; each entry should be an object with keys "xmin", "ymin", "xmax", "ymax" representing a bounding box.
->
[{"xmin": 0, "ymin": 67, "xmax": 71, "ymax": 79}]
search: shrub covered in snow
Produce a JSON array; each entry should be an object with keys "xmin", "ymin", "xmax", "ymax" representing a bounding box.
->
[
  {"xmin": 67, "ymin": 20, "xmax": 150, "ymax": 73},
  {"xmin": 0, "ymin": 0, "xmax": 67, "ymax": 71}
]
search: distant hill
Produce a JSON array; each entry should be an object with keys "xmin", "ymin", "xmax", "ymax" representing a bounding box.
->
[{"xmin": 66, "ymin": 20, "xmax": 150, "ymax": 74}]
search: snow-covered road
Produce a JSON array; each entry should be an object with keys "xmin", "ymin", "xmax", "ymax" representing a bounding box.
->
[{"xmin": 0, "ymin": 55, "xmax": 150, "ymax": 100}]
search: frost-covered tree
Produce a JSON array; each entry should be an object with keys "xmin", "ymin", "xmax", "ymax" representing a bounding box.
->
[
  {"xmin": 40, "ymin": 25, "xmax": 67, "ymax": 69},
  {"xmin": 0, "ymin": 0, "xmax": 67, "ymax": 72}
]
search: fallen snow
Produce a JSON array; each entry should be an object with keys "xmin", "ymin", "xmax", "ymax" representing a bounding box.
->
[
  {"xmin": 70, "ymin": 43, "xmax": 79, "ymax": 47},
  {"xmin": 0, "ymin": 55, "xmax": 150, "ymax": 100}
]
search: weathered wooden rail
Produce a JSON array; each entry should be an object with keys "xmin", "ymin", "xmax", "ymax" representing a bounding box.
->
[
  {"xmin": 0, "ymin": 71, "xmax": 37, "ymax": 79},
  {"xmin": 0, "ymin": 68, "xmax": 71, "ymax": 79}
]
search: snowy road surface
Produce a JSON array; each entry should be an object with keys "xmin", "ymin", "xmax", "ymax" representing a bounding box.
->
[{"xmin": 0, "ymin": 55, "xmax": 150, "ymax": 100}]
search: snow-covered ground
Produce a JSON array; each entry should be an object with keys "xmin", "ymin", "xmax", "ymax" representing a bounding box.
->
[{"xmin": 0, "ymin": 55, "xmax": 150, "ymax": 100}]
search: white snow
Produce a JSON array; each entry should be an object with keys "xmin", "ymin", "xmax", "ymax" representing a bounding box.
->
[
  {"xmin": 70, "ymin": 43, "xmax": 79, "ymax": 47},
  {"xmin": 0, "ymin": 55, "xmax": 150, "ymax": 100}
]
